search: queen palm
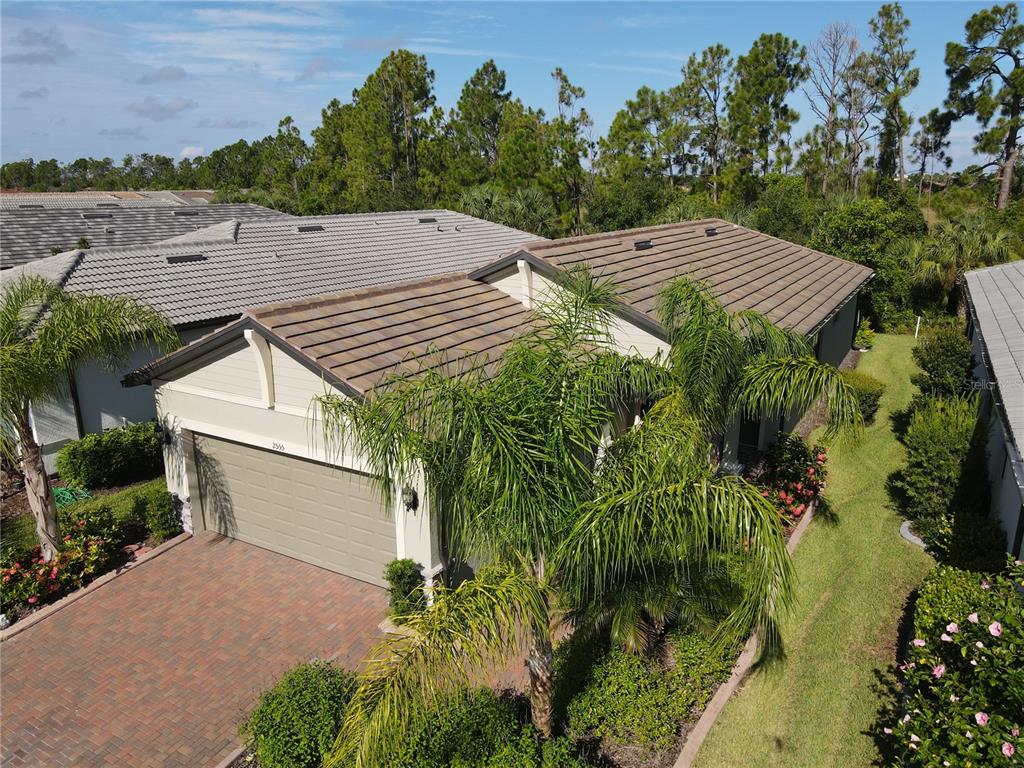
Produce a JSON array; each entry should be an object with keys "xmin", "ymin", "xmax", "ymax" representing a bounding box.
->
[
  {"xmin": 0, "ymin": 275, "xmax": 177, "ymax": 560},
  {"xmin": 317, "ymin": 272, "xmax": 860, "ymax": 768}
]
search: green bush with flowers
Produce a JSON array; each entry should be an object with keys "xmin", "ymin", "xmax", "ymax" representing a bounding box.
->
[
  {"xmin": 877, "ymin": 559, "xmax": 1024, "ymax": 766},
  {"xmin": 753, "ymin": 435, "xmax": 828, "ymax": 524},
  {"xmin": 1, "ymin": 526, "xmax": 113, "ymax": 619}
]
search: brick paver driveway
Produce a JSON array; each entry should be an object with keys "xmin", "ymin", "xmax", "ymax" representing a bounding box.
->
[{"xmin": 1, "ymin": 532, "xmax": 388, "ymax": 767}]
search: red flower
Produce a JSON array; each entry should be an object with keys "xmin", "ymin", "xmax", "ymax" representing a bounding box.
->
[
  {"xmin": 807, "ymin": 468, "xmax": 815, "ymax": 476},
  {"xmin": 27, "ymin": 596, "xmax": 37, "ymax": 605},
  {"xmin": 778, "ymin": 490, "xmax": 787, "ymax": 499}
]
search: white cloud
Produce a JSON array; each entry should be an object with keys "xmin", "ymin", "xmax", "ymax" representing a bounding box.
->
[
  {"xmin": 178, "ymin": 145, "xmax": 204, "ymax": 160},
  {"xmin": 126, "ymin": 96, "xmax": 198, "ymax": 122},
  {"xmin": 193, "ymin": 7, "xmax": 343, "ymax": 29},
  {"xmin": 195, "ymin": 116, "xmax": 259, "ymax": 130}
]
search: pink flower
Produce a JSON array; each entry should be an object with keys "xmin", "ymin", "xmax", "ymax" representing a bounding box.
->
[
  {"xmin": 912, "ymin": 638, "xmax": 926, "ymax": 647},
  {"xmin": 981, "ymin": 580, "xmax": 990, "ymax": 590},
  {"xmin": 1003, "ymin": 743, "xmax": 1015, "ymax": 758},
  {"xmin": 817, "ymin": 452, "xmax": 826, "ymax": 462},
  {"xmin": 989, "ymin": 621, "xmax": 1002, "ymax": 637},
  {"xmin": 1012, "ymin": 728, "xmax": 1020, "ymax": 737},
  {"xmin": 946, "ymin": 622, "xmax": 959, "ymax": 633},
  {"xmin": 808, "ymin": 467, "xmax": 816, "ymax": 476},
  {"xmin": 932, "ymin": 664, "xmax": 946, "ymax": 678},
  {"xmin": 761, "ymin": 490, "xmax": 770, "ymax": 497},
  {"xmin": 976, "ymin": 641, "xmax": 984, "ymax": 649},
  {"xmin": 910, "ymin": 734, "xmax": 920, "ymax": 743},
  {"xmin": 27, "ymin": 596, "xmax": 37, "ymax": 605},
  {"xmin": 975, "ymin": 712, "xmax": 989, "ymax": 726},
  {"xmin": 968, "ymin": 612, "xmax": 979, "ymax": 623},
  {"xmin": 966, "ymin": 731, "xmax": 973, "ymax": 739},
  {"xmin": 883, "ymin": 727, "xmax": 892, "ymax": 735},
  {"xmin": 941, "ymin": 633, "xmax": 953, "ymax": 642}
]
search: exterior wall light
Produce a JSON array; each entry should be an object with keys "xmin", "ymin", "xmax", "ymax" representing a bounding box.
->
[{"xmin": 402, "ymin": 485, "xmax": 419, "ymax": 512}]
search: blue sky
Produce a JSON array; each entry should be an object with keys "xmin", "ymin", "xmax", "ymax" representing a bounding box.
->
[{"xmin": 1, "ymin": 1, "xmax": 992, "ymax": 169}]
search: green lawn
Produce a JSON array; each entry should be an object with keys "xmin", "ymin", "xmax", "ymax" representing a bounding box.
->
[{"xmin": 695, "ymin": 335, "xmax": 935, "ymax": 768}]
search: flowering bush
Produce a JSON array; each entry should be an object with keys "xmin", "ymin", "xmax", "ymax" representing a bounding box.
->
[
  {"xmin": 754, "ymin": 435, "xmax": 827, "ymax": 524},
  {"xmin": 0, "ymin": 527, "xmax": 113, "ymax": 618},
  {"xmin": 879, "ymin": 560, "xmax": 1023, "ymax": 766}
]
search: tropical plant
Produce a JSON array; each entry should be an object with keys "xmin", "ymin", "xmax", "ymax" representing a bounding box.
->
[
  {"xmin": 315, "ymin": 271, "xmax": 860, "ymax": 767},
  {"xmin": 0, "ymin": 275, "xmax": 177, "ymax": 560},
  {"xmin": 919, "ymin": 217, "xmax": 1014, "ymax": 311}
]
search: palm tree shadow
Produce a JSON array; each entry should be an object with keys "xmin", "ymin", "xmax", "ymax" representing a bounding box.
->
[
  {"xmin": 192, "ymin": 444, "xmax": 236, "ymax": 536},
  {"xmin": 812, "ymin": 496, "xmax": 839, "ymax": 526}
]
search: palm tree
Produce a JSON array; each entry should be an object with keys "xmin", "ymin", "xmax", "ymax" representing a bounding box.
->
[
  {"xmin": 920, "ymin": 217, "xmax": 1014, "ymax": 312},
  {"xmin": 317, "ymin": 272, "xmax": 860, "ymax": 767},
  {"xmin": 0, "ymin": 275, "xmax": 177, "ymax": 559}
]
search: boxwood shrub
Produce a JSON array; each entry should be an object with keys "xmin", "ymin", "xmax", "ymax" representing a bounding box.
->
[
  {"xmin": 56, "ymin": 421, "xmax": 163, "ymax": 490},
  {"xmin": 241, "ymin": 660, "xmax": 356, "ymax": 768},
  {"xmin": 841, "ymin": 370, "xmax": 885, "ymax": 423},
  {"xmin": 383, "ymin": 558, "xmax": 427, "ymax": 619}
]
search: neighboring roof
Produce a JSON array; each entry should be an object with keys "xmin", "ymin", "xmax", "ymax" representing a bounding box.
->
[
  {"xmin": 129, "ymin": 275, "xmax": 534, "ymax": 397},
  {"xmin": 472, "ymin": 219, "xmax": 873, "ymax": 336},
  {"xmin": 10, "ymin": 210, "xmax": 538, "ymax": 327},
  {"xmin": 0, "ymin": 192, "xmax": 176, "ymax": 209},
  {"xmin": 965, "ymin": 261, "xmax": 1024, "ymax": 458},
  {"xmin": 1, "ymin": 203, "xmax": 285, "ymax": 268}
]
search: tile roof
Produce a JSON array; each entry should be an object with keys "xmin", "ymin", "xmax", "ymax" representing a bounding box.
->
[
  {"xmin": 484, "ymin": 219, "xmax": 873, "ymax": 336},
  {"xmin": 5, "ymin": 210, "xmax": 537, "ymax": 328},
  {"xmin": 251, "ymin": 275, "xmax": 533, "ymax": 396},
  {"xmin": 0, "ymin": 193, "xmax": 177, "ymax": 210},
  {"xmin": 965, "ymin": 261, "xmax": 1024, "ymax": 457},
  {"xmin": 1, "ymin": 203, "xmax": 285, "ymax": 268}
]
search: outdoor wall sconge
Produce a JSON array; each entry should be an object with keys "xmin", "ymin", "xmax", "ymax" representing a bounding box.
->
[
  {"xmin": 402, "ymin": 485, "xmax": 419, "ymax": 512},
  {"xmin": 154, "ymin": 421, "xmax": 172, "ymax": 446}
]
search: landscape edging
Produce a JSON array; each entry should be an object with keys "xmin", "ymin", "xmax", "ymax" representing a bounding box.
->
[
  {"xmin": 0, "ymin": 531, "xmax": 192, "ymax": 642},
  {"xmin": 672, "ymin": 504, "xmax": 817, "ymax": 768}
]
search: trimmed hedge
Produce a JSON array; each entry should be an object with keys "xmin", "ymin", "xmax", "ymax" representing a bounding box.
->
[
  {"xmin": 59, "ymin": 477, "xmax": 180, "ymax": 545},
  {"xmin": 241, "ymin": 661, "xmax": 356, "ymax": 768},
  {"xmin": 56, "ymin": 421, "xmax": 163, "ymax": 490},
  {"xmin": 841, "ymin": 370, "xmax": 885, "ymax": 423},
  {"xmin": 383, "ymin": 558, "xmax": 427, "ymax": 619},
  {"xmin": 911, "ymin": 327, "xmax": 975, "ymax": 400}
]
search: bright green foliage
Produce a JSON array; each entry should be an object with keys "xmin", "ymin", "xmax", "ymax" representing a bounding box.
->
[
  {"xmin": 383, "ymin": 558, "xmax": 426, "ymax": 619},
  {"xmin": 911, "ymin": 326, "xmax": 975, "ymax": 399},
  {"xmin": 56, "ymin": 421, "xmax": 163, "ymax": 490},
  {"xmin": 879, "ymin": 562, "xmax": 1024, "ymax": 767},
  {"xmin": 143, "ymin": 489, "xmax": 180, "ymax": 543},
  {"xmin": 241, "ymin": 661, "xmax": 357, "ymax": 768},
  {"xmin": 945, "ymin": 3, "xmax": 1024, "ymax": 209},
  {"xmin": 841, "ymin": 370, "xmax": 886, "ymax": 422},
  {"xmin": 750, "ymin": 174, "xmax": 820, "ymax": 243},
  {"xmin": 586, "ymin": 173, "xmax": 672, "ymax": 232},
  {"xmin": 855, "ymin": 319, "xmax": 876, "ymax": 349},
  {"xmin": 726, "ymin": 33, "xmax": 808, "ymax": 188},
  {"xmin": 897, "ymin": 396, "xmax": 980, "ymax": 523}
]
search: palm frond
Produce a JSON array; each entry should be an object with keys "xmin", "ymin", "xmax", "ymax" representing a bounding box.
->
[
  {"xmin": 325, "ymin": 565, "xmax": 546, "ymax": 768},
  {"xmin": 736, "ymin": 355, "xmax": 864, "ymax": 441}
]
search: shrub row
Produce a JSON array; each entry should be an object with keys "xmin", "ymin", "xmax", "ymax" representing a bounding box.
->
[
  {"xmin": 878, "ymin": 561, "xmax": 1023, "ymax": 767},
  {"xmin": 56, "ymin": 421, "xmax": 163, "ymax": 491},
  {"xmin": 841, "ymin": 370, "xmax": 885, "ymax": 423}
]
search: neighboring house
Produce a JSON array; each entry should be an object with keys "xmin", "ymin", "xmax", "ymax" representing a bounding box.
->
[
  {"xmin": 0, "ymin": 189, "xmax": 216, "ymax": 209},
  {"xmin": 125, "ymin": 219, "xmax": 872, "ymax": 589},
  {"xmin": 1, "ymin": 202, "xmax": 283, "ymax": 268},
  {"xmin": 2, "ymin": 210, "xmax": 539, "ymax": 472},
  {"xmin": 965, "ymin": 261, "xmax": 1024, "ymax": 559}
]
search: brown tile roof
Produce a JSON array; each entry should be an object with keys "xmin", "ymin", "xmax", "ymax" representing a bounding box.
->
[
  {"xmin": 249, "ymin": 275, "xmax": 533, "ymax": 396},
  {"xmin": 491, "ymin": 219, "xmax": 873, "ymax": 336}
]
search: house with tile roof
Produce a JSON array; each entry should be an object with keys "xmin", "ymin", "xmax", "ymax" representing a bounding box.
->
[
  {"xmin": 123, "ymin": 219, "xmax": 872, "ymax": 588},
  {"xmin": 2, "ymin": 210, "xmax": 539, "ymax": 471},
  {"xmin": 965, "ymin": 261, "xmax": 1024, "ymax": 558}
]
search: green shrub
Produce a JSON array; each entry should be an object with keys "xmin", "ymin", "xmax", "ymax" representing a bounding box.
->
[
  {"xmin": 756, "ymin": 435, "xmax": 828, "ymax": 523},
  {"xmin": 60, "ymin": 478, "xmax": 176, "ymax": 544},
  {"xmin": 666, "ymin": 630, "xmax": 736, "ymax": 713},
  {"xmin": 854, "ymin": 319, "xmax": 875, "ymax": 349},
  {"xmin": 841, "ymin": 370, "xmax": 885, "ymax": 423},
  {"xmin": 384, "ymin": 558, "xmax": 426, "ymax": 619},
  {"xmin": 240, "ymin": 660, "xmax": 356, "ymax": 768},
  {"xmin": 1, "ymin": 532, "xmax": 113, "ymax": 617},
  {"xmin": 897, "ymin": 397, "xmax": 978, "ymax": 523},
  {"xmin": 879, "ymin": 561, "xmax": 1023, "ymax": 767},
  {"xmin": 911, "ymin": 327, "xmax": 975, "ymax": 400},
  {"xmin": 566, "ymin": 647, "xmax": 687, "ymax": 751},
  {"xmin": 142, "ymin": 487, "xmax": 180, "ymax": 543},
  {"xmin": 396, "ymin": 688, "xmax": 588, "ymax": 768},
  {"xmin": 56, "ymin": 422, "xmax": 163, "ymax": 490}
]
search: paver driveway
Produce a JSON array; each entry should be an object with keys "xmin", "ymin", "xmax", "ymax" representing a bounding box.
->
[{"xmin": 1, "ymin": 532, "xmax": 388, "ymax": 767}]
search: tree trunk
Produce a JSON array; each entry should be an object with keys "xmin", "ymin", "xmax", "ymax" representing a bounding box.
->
[
  {"xmin": 18, "ymin": 407, "xmax": 61, "ymax": 560},
  {"xmin": 527, "ymin": 622, "xmax": 555, "ymax": 738},
  {"xmin": 997, "ymin": 141, "xmax": 1018, "ymax": 212}
]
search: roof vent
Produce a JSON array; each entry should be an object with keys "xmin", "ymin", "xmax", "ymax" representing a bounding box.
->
[
  {"xmin": 81, "ymin": 212, "xmax": 113, "ymax": 220},
  {"xmin": 172, "ymin": 209, "xmax": 199, "ymax": 216},
  {"xmin": 96, "ymin": 203, "xmax": 121, "ymax": 208},
  {"xmin": 418, "ymin": 216, "xmax": 437, "ymax": 224},
  {"xmin": 705, "ymin": 226, "xmax": 719, "ymax": 237},
  {"xmin": 18, "ymin": 204, "xmax": 43, "ymax": 209},
  {"xmin": 634, "ymin": 239, "xmax": 654, "ymax": 251},
  {"xmin": 297, "ymin": 224, "xmax": 324, "ymax": 233},
  {"xmin": 165, "ymin": 253, "xmax": 207, "ymax": 264}
]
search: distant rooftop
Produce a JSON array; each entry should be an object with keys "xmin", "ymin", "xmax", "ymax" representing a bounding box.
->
[
  {"xmin": 1, "ymin": 203, "xmax": 284, "ymax": 268},
  {"xmin": 3, "ymin": 210, "xmax": 539, "ymax": 327},
  {"xmin": 0, "ymin": 189, "xmax": 216, "ymax": 209}
]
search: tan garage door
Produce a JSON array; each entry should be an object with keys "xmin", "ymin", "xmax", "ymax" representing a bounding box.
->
[{"xmin": 192, "ymin": 434, "xmax": 395, "ymax": 586}]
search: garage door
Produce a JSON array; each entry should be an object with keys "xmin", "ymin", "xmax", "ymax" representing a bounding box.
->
[{"xmin": 192, "ymin": 434, "xmax": 396, "ymax": 586}]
